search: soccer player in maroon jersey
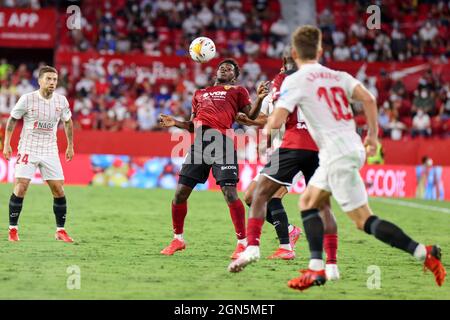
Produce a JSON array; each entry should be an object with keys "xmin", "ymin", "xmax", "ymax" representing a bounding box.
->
[
  {"xmin": 230, "ymin": 49, "xmax": 339, "ymax": 279},
  {"xmin": 159, "ymin": 59, "xmax": 269, "ymax": 258}
]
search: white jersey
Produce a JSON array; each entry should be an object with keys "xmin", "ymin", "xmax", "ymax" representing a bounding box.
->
[
  {"xmin": 11, "ymin": 90, "xmax": 72, "ymax": 156},
  {"xmin": 276, "ymin": 63, "xmax": 364, "ymax": 164},
  {"xmin": 261, "ymin": 91, "xmax": 284, "ymax": 151}
]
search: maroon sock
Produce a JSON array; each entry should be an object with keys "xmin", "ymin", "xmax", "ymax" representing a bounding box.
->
[
  {"xmin": 324, "ymin": 234, "xmax": 338, "ymax": 264},
  {"xmin": 172, "ymin": 202, "xmax": 187, "ymax": 235},
  {"xmin": 228, "ymin": 199, "xmax": 246, "ymax": 240},
  {"xmin": 247, "ymin": 217, "xmax": 264, "ymax": 246}
]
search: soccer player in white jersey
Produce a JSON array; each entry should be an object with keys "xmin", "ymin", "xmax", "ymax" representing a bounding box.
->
[
  {"xmin": 2, "ymin": 66, "xmax": 74, "ymax": 242},
  {"xmin": 228, "ymin": 25, "xmax": 446, "ymax": 290}
]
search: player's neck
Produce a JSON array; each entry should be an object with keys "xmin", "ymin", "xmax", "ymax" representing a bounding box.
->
[
  {"xmin": 295, "ymin": 59, "xmax": 318, "ymax": 68},
  {"xmin": 39, "ymin": 88, "xmax": 53, "ymax": 100},
  {"xmin": 214, "ymin": 80, "xmax": 233, "ymax": 86}
]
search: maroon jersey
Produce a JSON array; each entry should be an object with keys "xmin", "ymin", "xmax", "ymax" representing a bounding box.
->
[
  {"xmin": 273, "ymin": 72, "xmax": 318, "ymax": 152},
  {"xmin": 192, "ymin": 85, "xmax": 251, "ymax": 135}
]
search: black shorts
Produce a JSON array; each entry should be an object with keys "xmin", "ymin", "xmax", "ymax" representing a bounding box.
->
[
  {"xmin": 179, "ymin": 127, "xmax": 239, "ymax": 188},
  {"xmin": 261, "ymin": 148, "xmax": 319, "ymax": 186}
]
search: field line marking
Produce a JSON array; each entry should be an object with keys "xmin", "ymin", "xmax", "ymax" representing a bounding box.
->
[{"xmin": 370, "ymin": 198, "xmax": 450, "ymax": 215}]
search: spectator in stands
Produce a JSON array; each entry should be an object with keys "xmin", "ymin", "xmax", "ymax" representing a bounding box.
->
[
  {"xmin": 244, "ymin": 40, "xmax": 260, "ymax": 56},
  {"xmin": 378, "ymin": 102, "xmax": 391, "ymax": 137},
  {"xmin": 388, "ymin": 114, "xmax": 407, "ymax": 141},
  {"xmin": 419, "ymin": 20, "xmax": 439, "ymax": 43},
  {"xmin": 137, "ymin": 95, "xmax": 157, "ymax": 131},
  {"xmin": 412, "ymin": 88, "xmax": 436, "ymax": 115},
  {"xmin": 412, "ymin": 109, "xmax": 432, "ymax": 138},
  {"xmin": 350, "ymin": 42, "xmax": 368, "ymax": 61},
  {"xmin": 229, "ymin": 6, "xmax": 247, "ymax": 29},
  {"xmin": 267, "ymin": 38, "xmax": 285, "ymax": 58},
  {"xmin": 16, "ymin": 79, "xmax": 34, "ymax": 96},
  {"xmin": 333, "ymin": 43, "xmax": 351, "ymax": 61},
  {"xmin": 269, "ymin": 18, "xmax": 289, "ymax": 41},
  {"xmin": 242, "ymin": 56, "xmax": 261, "ymax": 81},
  {"xmin": 0, "ymin": 59, "xmax": 13, "ymax": 81},
  {"xmin": 439, "ymin": 91, "xmax": 450, "ymax": 121}
]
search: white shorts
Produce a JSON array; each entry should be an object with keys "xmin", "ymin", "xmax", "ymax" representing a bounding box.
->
[
  {"xmin": 15, "ymin": 153, "xmax": 64, "ymax": 181},
  {"xmin": 309, "ymin": 150, "xmax": 367, "ymax": 212}
]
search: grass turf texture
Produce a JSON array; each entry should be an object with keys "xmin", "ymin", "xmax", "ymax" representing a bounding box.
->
[{"xmin": 0, "ymin": 184, "xmax": 449, "ymax": 300}]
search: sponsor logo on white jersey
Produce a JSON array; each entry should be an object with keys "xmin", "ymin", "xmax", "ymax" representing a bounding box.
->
[{"xmin": 33, "ymin": 121, "xmax": 55, "ymax": 131}]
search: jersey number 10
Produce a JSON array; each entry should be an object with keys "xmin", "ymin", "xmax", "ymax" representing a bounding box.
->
[{"xmin": 317, "ymin": 87, "xmax": 353, "ymax": 121}]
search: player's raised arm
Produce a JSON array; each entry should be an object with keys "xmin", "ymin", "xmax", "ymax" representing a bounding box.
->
[
  {"xmin": 242, "ymin": 81, "xmax": 269, "ymax": 120},
  {"xmin": 352, "ymin": 84, "xmax": 378, "ymax": 156},
  {"xmin": 2, "ymin": 116, "xmax": 18, "ymax": 161},
  {"xmin": 159, "ymin": 113, "xmax": 195, "ymax": 132},
  {"xmin": 235, "ymin": 112, "xmax": 268, "ymax": 127},
  {"xmin": 64, "ymin": 119, "xmax": 74, "ymax": 161}
]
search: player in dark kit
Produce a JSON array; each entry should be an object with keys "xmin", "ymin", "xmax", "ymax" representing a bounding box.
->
[{"xmin": 159, "ymin": 59, "xmax": 269, "ymax": 258}]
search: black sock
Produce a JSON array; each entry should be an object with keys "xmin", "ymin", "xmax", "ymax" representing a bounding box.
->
[
  {"xmin": 265, "ymin": 203, "xmax": 274, "ymax": 225},
  {"xmin": 301, "ymin": 208, "xmax": 324, "ymax": 260},
  {"xmin": 9, "ymin": 194, "xmax": 24, "ymax": 226},
  {"xmin": 364, "ymin": 215, "xmax": 419, "ymax": 255},
  {"xmin": 53, "ymin": 197, "xmax": 67, "ymax": 228},
  {"xmin": 268, "ymin": 198, "xmax": 290, "ymax": 245}
]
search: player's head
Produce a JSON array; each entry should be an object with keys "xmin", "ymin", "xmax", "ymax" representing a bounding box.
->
[
  {"xmin": 282, "ymin": 45, "xmax": 297, "ymax": 72},
  {"xmin": 38, "ymin": 66, "xmax": 58, "ymax": 93},
  {"xmin": 216, "ymin": 59, "xmax": 240, "ymax": 84},
  {"xmin": 291, "ymin": 25, "xmax": 323, "ymax": 63}
]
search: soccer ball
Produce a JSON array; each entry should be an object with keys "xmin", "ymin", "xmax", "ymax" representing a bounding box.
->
[{"xmin": 189, "ymin": 37, "xmax": 216, "ymax": 63}]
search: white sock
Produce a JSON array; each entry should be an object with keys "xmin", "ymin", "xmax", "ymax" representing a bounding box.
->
[
  {"xmin": 288, "ymin": 224, "xmax": 294, "ymax": 233},
  {"xmin": 174, "ymin": 234, "xmax": 184, "ymax": 241},
  {"xmin": 279, "ymin": 244, "xmax": 292, "ymax": 250},
  {"xmin": 237, "ymin": 238, "xmax": 247, "ymax": 246},
  {"xmin": 309, "ymin": 259, "xmax": 324, "ymax": 271},
  {"xmin": 413, "ymin": 244, "xmax": 427, "ymax": 261},
  {"xmin": 9, "ymin": 226, "xmax": 18, "ymax": 230},
  {"xmin": 56, "ymin": 227, "xmax": 65, "ymax": 231},
  {"xmin": 245, "ymin": 245, "xmax": 260, "ymax": 256}
]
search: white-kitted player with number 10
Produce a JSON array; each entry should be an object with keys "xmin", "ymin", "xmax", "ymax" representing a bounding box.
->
[
  {"xmin": 228, "ymin": 25, "xmax": 445, "ymax": 290},
  {"xmin": 2, "ymin": 65, "xmax": 75, "ymax": 243}
]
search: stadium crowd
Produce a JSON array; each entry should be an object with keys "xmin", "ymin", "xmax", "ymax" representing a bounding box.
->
[{"xmin": 0, "ymin": 0, "xmax": 449, "ymax": 139}]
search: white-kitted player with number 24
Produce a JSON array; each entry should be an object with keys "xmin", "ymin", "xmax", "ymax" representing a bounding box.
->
[{"xmin": 2, "ymin": 65, "xmax": 75, "ymax": 243}]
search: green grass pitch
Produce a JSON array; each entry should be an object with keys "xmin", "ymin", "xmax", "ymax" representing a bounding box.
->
[{"xmin": 0, "ymin": 184, "xmax": 449, "ymax": 300}]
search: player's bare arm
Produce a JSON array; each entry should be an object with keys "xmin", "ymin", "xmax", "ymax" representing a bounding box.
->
[
  {"xmin": 352, "ymin": 84, "xmax": 379, "ymax": 157},
  {"xmin": 242, "ymin": 81, "xmax": 270, "ymax": 120},
  {"xmin": 235, "ymin": 112, "xmax": 267, "ymax": 127},
  {"xmin": 64, "ymin": 119, "xmax": 74, "ymax": 161},
  {"xmin": 2, "ymin": 116, "xmax": 18, "ymax": 160},
  {"xmin": 159, "ymin": 113, "xmax": 195, "ymax": 132}
]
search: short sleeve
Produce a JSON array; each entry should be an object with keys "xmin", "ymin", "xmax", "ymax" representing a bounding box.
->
[
  {"xmin": 275, "ymin": 75, "xmax": 302, "ymax": 114},
  {"xmin": 10, "ymin": 95, "xmax": 27, "ymax": 119},
  {"xmin": 238, "ymin": 87, "xmax": 252, "ymax": 110},
  {"xmin": 340, "ymin": 72, "xmax": 361, "ymax": 99},
  {"xmin": 191, "ymin": 91, "xmax": 198, "ymax": 115},
  {"xmin": 271, "ymin": 73, "xmax": 285, "ymax": 103},
  {"xmin": 260, "ymin": 95, "xmax": 271, "ymax": 115},
  {"xmin": 61, "ymin": 96, "xmax": 72, "ymax": 122}
]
